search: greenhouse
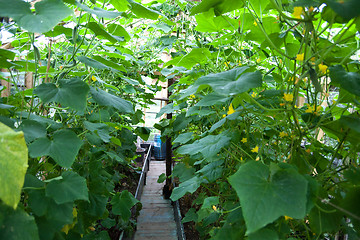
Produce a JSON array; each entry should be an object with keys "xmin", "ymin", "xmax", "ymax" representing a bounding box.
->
[{"xmin": 0, "ymin": 0, "xmax": 360, "ymax": 239}]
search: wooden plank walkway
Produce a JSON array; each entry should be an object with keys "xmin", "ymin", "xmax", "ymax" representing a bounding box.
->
[{"xmin": 133, "ymin": 160, "xmax": 178, "ymax": 240}]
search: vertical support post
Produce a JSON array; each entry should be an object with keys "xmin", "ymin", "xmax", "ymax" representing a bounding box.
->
[{"xmin": 164, "ymin": 78, "xmax": 174, "ymax": 199}]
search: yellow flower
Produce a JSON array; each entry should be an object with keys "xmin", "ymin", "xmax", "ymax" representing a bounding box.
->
[
  {"xmin": 251, "ymin": 92, "xmax": 258, "ymax": 98},
  {"xmin": 225, "ymin": 62, "xmax": 230, "ymax": 67},
  {"xmin": 59, "ymin": 66, "xmax": 63, "ymax": 70},
  {"xmin": 189, "ymin": 94, "xmax": 195, "ymax": 99},
  {"xmin": 283, "ymin": 93, "xmax": 294, "ymax": 102},
  {"xmin": 212, "ymin": 205, "xmax": 217, "ymax": 211},
  {"xmin": 293, "ymin": 7, "xmax": 303, "ymax": 19},
  {"xmin": 241, "ymin": 138, "xmax": 247, "ymax": 143},
  {"xmin": 227, "ymin": 103, "xmax": 235, "ymax": 115},
  {"xmin": 158, "ymin": 15, "xmax": 162, "ymax": 19},
  {"xmin": 279, "ymin": 131, "xmax": 288, "ymax": 138},
  {"xmin": 222, "ymin": 114, "xmax": 226, "ymax": 118},
  {"xmin": 296, "ymin": 53, "xmax": 304, "ymax": 61},
  {"xmin": 318, "ymin": 63, "xmax": 328, "ymax": 74},
  {"xmin": 256, "ymin": 58, "xmax": 261, "ymax": 63},
  {"xmin": 305, "ymin": 103, "xmax": 322, "ymax": 114},
  {"xmin": 251, "ymin": 146, "xmax": 259, "ymax": 153},
  {"xmin": 284, "ymin": 216, "xmax": 293, "ymax": 221},
  {"xmin": 253, "ymin": 21, "xmax": 258, "ymax": 26},
  {"xmin": 91, "ymin": 76, "xmax": 97, "ymax": 82},
  {"xmin": 240, "ymin": 157, "xmax": 244, "ymax": 161}
]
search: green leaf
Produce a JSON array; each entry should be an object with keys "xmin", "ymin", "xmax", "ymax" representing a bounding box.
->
[
  {"xmin": 157, "ymin": 173, "xmax": 167, "ymax": 183},
  {"xmin": 84, "ymin": 121, "xmax": 111, "ymax": 143},
  {"xmin": 18, "ymin": 120, "xmax": 47, "ymax": 143},
  {"xmin": 34, "ymin": 78, "xmax": 90, "ymax": 112},
  {"xmin": 228, "ymin": 161, "xmax": 308, "ymax": 234},
  {"xmin": 179, "ymin": 66, "xmax": 262, "ymax": 99},
  {"xmin": 0, "ymin": 204, "xmax": 39, "ymax": 240},
  {"xmin": 182, "ymin": 208, "xmax": 198, "ymax": 223},
  {"xmin": 0, "ymin": 123, "xmax": 28, "ymax": 209},
  {"xmin": 165, "ymin": 48, "xmax": 212, "ymax": 69},
  {"xmin": 28, "ymin": 129, "xmax": 83, "ymax": 168},
  {"xmin": 330, "ymin": 65, "xmax": 360, "ymax": 97},
  {"xmin": 173, "ymin": 132, "xmax": 193, "ymax": 145},
  {"xmin": 134, "ymin": 127, "xmax": 151, "ymax": 141},
  {"xmin": 308, "ymin": 201, "xmax": 342, "ymax": 234},
  {"xmin": 127, "ymin": 0, "xmax": 161, "ymax": 20},
  {"xmin": 177, "ymin": 131, "xmax": 231, "ymax": 159},
  {"xmin": 76, "ymin": 2, "xmax": 122, "ymax": 18},
  {"xmin": 248, "ymin": 228, "xmax": 279, "ymax": 240},
  {"xmin": 92, "ymin": 55, "xmax": 126, "ymax": 72},
  {"xmin": 339, "ymin": 115, "xmax": 360, "ymax": 133},
  {"xmin": 111, "ymin": 190, "xmax": 139, "ymax": 221},
  {"xmin": 173, "ymin": 163, "xmax": 196, "ymax": 182},
  {"xmin": 170, "ymin": 176, "xmax": 202, "ymax": 201},
  {"xmin": 195, "ymin": 9, "xmax": 238, "ymax": 32},
  {"xmin": 191, "ymin": 0, "xmax": 244, "ymax": 16},
  {"xmin": 195, "ymin": 92, "xmax": 230, "ymax": 107},
  {"xmin": 320, "ymin": 114, "xmax": 360, "ymax": 145},
  {"xmin": 90, "ymin": 87, "xmax": 134, "ymax": 114},
  {"xmin": 0, "ymin": 0, "xmax": 73, "ymax": 33},
  {"xmin": 45, "ymin": 171, "xmax": 89, "ymax": 204},
  {"xmin": 327, "ymin": 0, "xmax": 360, "ymax": 20},
  {"xmin": 0, "ymin": 49, "xmax": 16, "ymax": 60},
  {"xmin": 110, "ymin": 0, "xmax": 129, "ymax": 12},
  {"xmin": 197, "ymin": 160, "xmax": 224, "ymax": 182},
  {"xmin": 86, "ymin": 22, "xmax": 124, "ymax": 43},
  {"xmin": 78, "ymin": 55, "xmax": 111, "ymax": 70},
  {"xmin": 156, "ymin": 103, "xmax": 178, "ymax": 118}
]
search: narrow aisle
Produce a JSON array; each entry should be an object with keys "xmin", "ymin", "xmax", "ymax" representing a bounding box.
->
[{"xmin": 133, "ymin": 160, "xmax": 178, "ymax": 240}]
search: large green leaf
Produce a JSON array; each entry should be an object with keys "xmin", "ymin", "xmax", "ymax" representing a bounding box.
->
[
  {"xmin": 110, "ymin": 0, "xmax": 129, "ymax": 11},
  {"xmin": 190, "ymin": 0, "xmax": 244, "ymax": 16},
  {"xmin": 111, "ymin": 190, "xmax": 139, "ymax": 221},
  {"xmin": 327, "ymin": 0, "xmax": 360, "ymax": 20},
  {"xmin": 0, "ymin": 204, "xmax": 39, "ymax": 240},
  {"xmin": 28, "ymin": 129, "xmax": 83, "ymax": 168},
  {"xmin": 34, "ymin": 78, "xmax": 90, "ymax": 112},
  {"xmin": 320, "ymin": 114, "xmax": 360, "ymax": 145},
  {"xmin": 0, "ymin": 123, "xmax": 28, "ymax": 209},
  {"xmin": 127, "ymin": 0, "xmax": 161, "ymax": 20},
  {"xmin": 86, "ymin": 22, "xmax": 123, "ymax": 43},
  {"xmin": 177, "ymin": 131, "xmax": 231, "ymax": 159},
  {"xmin": 195, "ymin": 92, "xmax": 230, "ymax": 107},
  {"xmin": 248, "ymin": 228, "xmax": 279, "ymax": 240},
  {"xmin": 92, "ymin": 55, "xmax": 127, "ymax": 72},
  {"xmin": 228, "ymin": 161, "xmax": 308, "ymax": 234},
  {"xmin": 170, "ymin": 176, "xmax": 202, "ymax": 201},
  {"xmin": 179, "ymin": 66, "xmax": 262, "ymax": 99},
  {"xmin": 76, "ymin": 2, "xmax": 122, "ymax": 18},
  {"xmin": 45, "ymin": 171, "xmax": 89, "ymax": 204},
  {"xmin": 0, "ymin": 0, "xmax": 73, "ymax": 33},
  {"xmin": 195, "ymin": 9, "xmax": 238, "ymax": 32},
  {"xmin": 165, "ymin": 48, "xmax": 212, "ymax": 69},
  {"xmin": 77, "ymin": 56, "xmax": 111, "ymax": 70},
  {"xmin": 84, "ymin": 121, "xmax": 111, "ymax": 143},
  {"xmin": 90, "ymin": 87, "xmax": 134, "ymax": 114},
  {"xmin": 18, "ymin": 120, "xmax": 47, "ymax": 143},
  {"xmin": 329, "ymin": 65, "xmax": 360, "ymax": 97}
]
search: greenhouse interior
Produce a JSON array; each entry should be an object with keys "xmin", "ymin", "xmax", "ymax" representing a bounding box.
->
[{"xmin": 0, "ymin": 0, "xmax": 360, "ymax": 239}]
